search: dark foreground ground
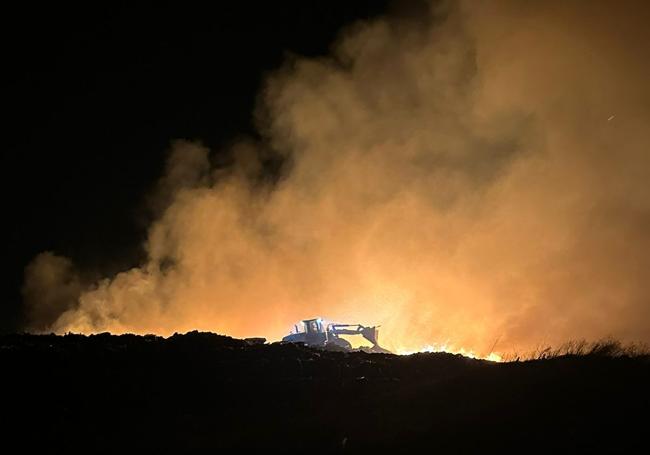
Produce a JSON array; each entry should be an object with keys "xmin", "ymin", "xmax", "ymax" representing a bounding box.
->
[{"xmin": 1, "ymin": 332, "xmax": 648, "ymax": 453}]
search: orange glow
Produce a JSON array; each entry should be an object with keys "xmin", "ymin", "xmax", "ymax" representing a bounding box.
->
[{"xmin": 22, "ymin": 1, "xmax": 650, "ymax": 354}]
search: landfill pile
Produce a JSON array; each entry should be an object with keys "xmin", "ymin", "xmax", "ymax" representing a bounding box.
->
[{"xmin": 2, "ymin": 331, "xmax": 648, "ymax": 452}]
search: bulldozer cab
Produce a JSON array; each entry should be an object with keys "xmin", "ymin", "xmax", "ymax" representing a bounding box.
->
[
  {"xmin": 304, "ymin": 319, "xmax": 321, "ymax": 334},
  {"xmin": 302, "ymin": 318, "xmax": 327, "ymax": 345}
]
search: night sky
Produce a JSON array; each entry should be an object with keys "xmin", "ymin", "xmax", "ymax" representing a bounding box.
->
[{"xmin": 3, "ymin": 1, "xmax": 391, "ymax": 332}]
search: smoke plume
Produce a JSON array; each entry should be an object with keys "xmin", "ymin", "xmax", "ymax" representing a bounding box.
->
[{"xmin": 24, "ymin": 1, "xmax": 650, "ymax": 354}]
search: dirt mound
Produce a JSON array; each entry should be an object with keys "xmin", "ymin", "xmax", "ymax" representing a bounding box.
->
[{"xmin": 1, "ymin": 332, "xmax": 648, "ymax": 452}]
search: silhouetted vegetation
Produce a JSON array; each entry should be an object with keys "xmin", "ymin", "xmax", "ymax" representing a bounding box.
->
[
  {"xmin": 504, "ymin": 339, "xmax": 649, "ymax": 361},
  {"xmin": 2, "ymin": 332, "xmax": 648, "ymax": 452}
]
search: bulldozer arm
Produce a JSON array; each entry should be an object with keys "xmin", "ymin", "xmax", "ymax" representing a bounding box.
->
[{"xmin": 360, "ymin": 326, "xmax": 378, "ymax": 346}]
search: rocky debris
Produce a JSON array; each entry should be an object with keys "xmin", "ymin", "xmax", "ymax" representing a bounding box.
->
[
  {"xmin": 244, "ymin": 337, "xmax": 267, "ymax": 345},
  {"xmin": 1, "ymin": 332, "xmax": 648, "ymax": 452}
]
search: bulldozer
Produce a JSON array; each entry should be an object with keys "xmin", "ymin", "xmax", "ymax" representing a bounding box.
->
[{"xmin": 282, "ymin": 318, "xmax": 390, "ymax": 353}]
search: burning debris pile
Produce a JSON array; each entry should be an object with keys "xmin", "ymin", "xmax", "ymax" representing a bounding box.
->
[{"xmin": 2, "ymin": 332, "xmax": 648, "ymax": 452}]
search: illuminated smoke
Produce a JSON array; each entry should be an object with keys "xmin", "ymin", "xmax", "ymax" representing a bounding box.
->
[{"xmin": 23, "ymin": 1, "xmax": 650, "ymax": 355}]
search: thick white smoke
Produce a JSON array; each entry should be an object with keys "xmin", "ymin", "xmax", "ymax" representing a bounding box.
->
[{"xmin": 24, "ymin": 1, "xmax": 650, "ymax": 355}]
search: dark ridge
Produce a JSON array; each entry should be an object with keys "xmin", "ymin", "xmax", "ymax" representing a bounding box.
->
[{"xmin": 2, "ymin": 332, "xmax": 648, "ymax": 452}]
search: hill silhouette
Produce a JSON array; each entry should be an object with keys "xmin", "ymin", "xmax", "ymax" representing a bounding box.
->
[{"xmin": 2, "ymin": 332, "xmax": 648, "ymax": 452}]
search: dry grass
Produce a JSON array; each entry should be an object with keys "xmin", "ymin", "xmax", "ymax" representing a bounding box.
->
[{"xmin": 502, "ymin": 339, "xmax": 649, "ymax": 362}]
